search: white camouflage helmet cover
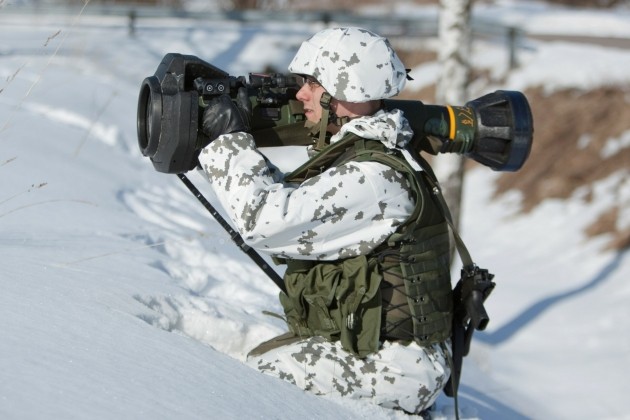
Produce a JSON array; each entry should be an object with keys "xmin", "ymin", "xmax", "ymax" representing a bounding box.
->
[{"xmin": 288, "ymin": 27, "xmax": 408, "ymax": 103}]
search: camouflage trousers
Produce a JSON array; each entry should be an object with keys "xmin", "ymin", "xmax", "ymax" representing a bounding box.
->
[{"xmin": 246, "ymin": 335, "xmax": 450, "ymax": 414}]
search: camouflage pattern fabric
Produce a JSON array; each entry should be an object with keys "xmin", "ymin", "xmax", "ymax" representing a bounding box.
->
[
  {"xmin": 246, "ymin": 336, "xmax": 450, "ymax": 414},
  {"xmin": 288, "ymin": 27, "xmax": 408, "ymax": 103},
  {"xmin": 198, "ymin": 109, "xmax": 416, "ymax": 261}
]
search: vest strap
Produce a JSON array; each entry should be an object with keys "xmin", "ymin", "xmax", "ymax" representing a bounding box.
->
[{"xmin": 408, "ymin": 152, "xmax": 474, "ymax": 270}]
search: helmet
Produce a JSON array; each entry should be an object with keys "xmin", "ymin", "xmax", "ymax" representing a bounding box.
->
[{"xmin": 288, "ymin": 27, "xmax": 408, "ymax": 103}]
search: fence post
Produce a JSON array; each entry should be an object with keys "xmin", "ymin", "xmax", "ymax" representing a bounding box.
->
[
  {"xmin": 128, "ymin": 9, "xmax": 137, "ymax": 37},
  {"xmin": 508, "ymin": 26, "xmax": 518, "ymax": 69}
]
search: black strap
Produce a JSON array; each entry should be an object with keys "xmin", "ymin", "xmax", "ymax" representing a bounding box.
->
[{"xmin": 177, "ymin": 173, "xmax": 287, "ymax": 294}]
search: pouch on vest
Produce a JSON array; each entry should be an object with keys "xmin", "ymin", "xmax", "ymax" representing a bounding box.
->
[{"xmin": 279, "ymin": 254, "xmax": 382, "ymax": 358}]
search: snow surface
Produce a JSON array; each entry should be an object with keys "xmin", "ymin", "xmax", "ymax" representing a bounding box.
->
[{"xmin": 1, "ymin": 2, "xmax": 629, "ymax": 419}]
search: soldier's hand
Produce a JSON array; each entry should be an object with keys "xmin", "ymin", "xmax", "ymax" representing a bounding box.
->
[{"xmin": 201, "ymin": 88, "xmax": 251, "ymax": 144}]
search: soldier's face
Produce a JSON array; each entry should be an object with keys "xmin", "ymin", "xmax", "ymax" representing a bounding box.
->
[{"xmin": 296, "ymin": 79, "xmax": 327, "ymax": 123}]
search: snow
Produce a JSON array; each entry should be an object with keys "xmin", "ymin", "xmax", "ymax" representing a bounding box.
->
[
  {"xmin": 475, "ymin": 0, "xmax": 630, "ymax": 38},
  {"xmin": 1, "ymin": 1, "xmax": 629, "ymax": 419}
]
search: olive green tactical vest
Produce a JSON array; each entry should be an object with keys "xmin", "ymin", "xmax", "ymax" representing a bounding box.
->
[{"xmin": 278, "ymin": 134, "xmax": 453, "ymax": 358}]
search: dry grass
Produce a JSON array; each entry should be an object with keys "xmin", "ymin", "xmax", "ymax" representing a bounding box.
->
[
  {"xmin": 390, "ymin": 43, "xmax": 630, "ymax": 251},
  {"xmin": 494, "ymin": 86, "xmax": 630, "ymax": 250}
]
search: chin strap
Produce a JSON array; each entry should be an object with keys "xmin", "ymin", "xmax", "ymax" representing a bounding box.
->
[
  {"xmin": 309, "ymin": 92, "xmax": 352, "ymax": 153},
  {"xmin": 314, "ymin": 93, "xmax": 332, "ymax": 151}
]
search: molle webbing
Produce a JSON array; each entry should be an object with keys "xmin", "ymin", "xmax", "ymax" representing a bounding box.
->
[
  {"xmin": 380, "ymin": 222, "xmax": 453, "ymax": 344},
  {"xmin": 335, "ymin": 140, "xmax": 453, "ymax": 345},
  {"xmin": 277, "ymin": 133, "xmax": 453, "ymax": 355}
]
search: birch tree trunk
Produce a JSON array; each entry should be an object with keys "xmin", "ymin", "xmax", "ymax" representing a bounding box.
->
[{"xmin": 434, "ymin": 0, "xmax": 473, "ymax": 234}]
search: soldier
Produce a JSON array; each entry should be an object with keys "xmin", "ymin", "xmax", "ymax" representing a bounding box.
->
[{"xmin": 198, "ymin": 27, "xmax": 453, "ymax": 414}]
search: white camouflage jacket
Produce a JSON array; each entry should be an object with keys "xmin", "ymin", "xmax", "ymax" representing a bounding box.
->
[{"xmin": 198, "ymin": 108, "xmax": 416, "ymax": 261}]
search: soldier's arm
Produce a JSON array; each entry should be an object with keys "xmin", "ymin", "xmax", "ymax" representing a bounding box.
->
[{"xmin": 198, "ymin": 133, "xmax": 415, "ymax": 260}]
